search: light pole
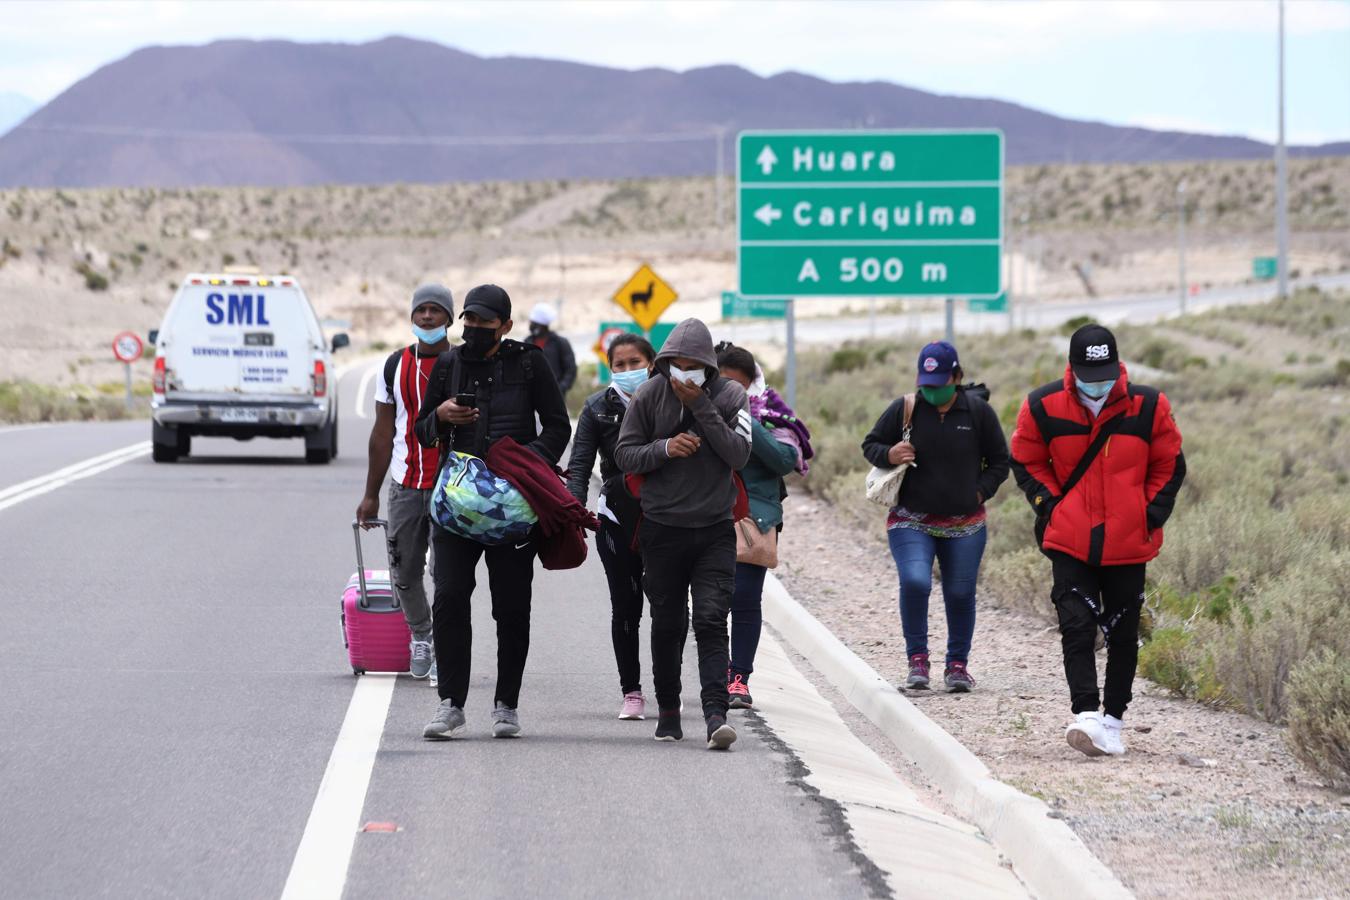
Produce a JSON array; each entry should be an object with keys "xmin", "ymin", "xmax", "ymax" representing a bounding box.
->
[
  {"xmin": 1276, "ymin": 0, "xmax": 1290, "ymax": 299},
  {"xmin": 1176, "ymin": 179, "xmax": 1188, "ymax": 316},
  {"xmin": 714, "ymin": 127, "xmax": 726, "ymax": 229}
]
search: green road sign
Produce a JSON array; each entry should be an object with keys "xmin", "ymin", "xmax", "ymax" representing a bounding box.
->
[
  {"xmin": 595, "ymin": 321, "xmax": 676, "ymax": 384},
  {"xmin": 1253, "ymin": 256, "xmax": 1278, "ymax": 279},
  {"xmin": 968, "ymin": 292, "xmax": 1008, "ymax": 313},
  {"xmin": 721, "ymin": 291, "xmax": 789, "ymax": 319},
  {"xmin": 737, "ymin": 130, "xmax": 1003, "ymax": 299}
]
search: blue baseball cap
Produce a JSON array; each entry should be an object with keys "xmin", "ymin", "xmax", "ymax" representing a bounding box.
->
[{"xmin": 916, "ymin": 341, "xmax": 960, "ymax": 386}]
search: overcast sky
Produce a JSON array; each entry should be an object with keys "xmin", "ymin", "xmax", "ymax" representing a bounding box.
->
[{"xmin": 2, "ymin": 0, "xmax": 1347, "ymax": 145}]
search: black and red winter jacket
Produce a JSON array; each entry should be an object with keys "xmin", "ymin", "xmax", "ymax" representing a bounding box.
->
[{"xmin": 1010, "ymin": 363, "xmax": 1185, "ymax": 566}]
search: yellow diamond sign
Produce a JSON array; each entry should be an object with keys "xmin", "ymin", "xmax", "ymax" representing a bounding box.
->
[{"xmin": 612, "ymin": 264, "xmax": 677, "ymax": 333}]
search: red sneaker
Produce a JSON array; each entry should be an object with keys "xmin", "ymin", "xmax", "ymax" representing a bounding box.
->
[
  {"xmin": 727, "ymin": 672, "xmax": 753, "ymax": 709},
  {"xmin": 905, "ymin": 653, "xmax": 931, "ymax": 690},
  {"xmin": 944, "ymin": 661, "xmax": 976, "ymax": 693}
]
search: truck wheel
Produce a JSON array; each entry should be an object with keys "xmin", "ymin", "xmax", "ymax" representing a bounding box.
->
[
  {"xmin": 176, "ymin": 430, "xmax": 192, "ymax": 458},
  {"xmin": 305, "ymin": 420, "xmax": 335, "ymax": 464},
  {"xmin": 330, "ymin": 416, "xmax": 339, "ymax": 460},
  {"xmin": 152, "ymin": 441, "xmax": 179, "ymax": 463}
]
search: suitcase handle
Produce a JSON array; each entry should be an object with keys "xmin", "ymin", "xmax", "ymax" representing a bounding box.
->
[{"xmin": 351, "ymin": 519, "xmax": 398, "ymax": 610}]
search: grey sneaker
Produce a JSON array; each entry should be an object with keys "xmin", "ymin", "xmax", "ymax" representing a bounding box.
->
[
  {"xmin": 409, "ymin": 634, "xmax": 434, "ymax": 680},
  {"xmin": 492, "ymin": 702, "xmax": 521, "ymax": 738},
  {"xmin": 423, "ymin": 700, "xmax": 466, "ymax": 740}
]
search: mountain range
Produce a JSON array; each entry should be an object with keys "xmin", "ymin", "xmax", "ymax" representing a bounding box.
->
[{"xmin": 0, "ymin": 36, "xmax": 1343, "ymax": 188}]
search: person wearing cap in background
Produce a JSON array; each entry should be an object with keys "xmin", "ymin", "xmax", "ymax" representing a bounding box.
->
[
  {"xmin": 528, "ymin": 302, "xmax": 577, "ymax": 396},
  {"xmin": 1010, "ymin": 324, "xmax": 1185, "ymax": 758},
  {"xmin": 355, "ymin": 283, "xmax": 454, "ymax": 683},
  {"xmin": 862, "ymin": 341, "xmax": 1009, "ymax": 694},
  {"xmin": 414, "ymin": 284, "xmax": 572, "ymax": 741}
]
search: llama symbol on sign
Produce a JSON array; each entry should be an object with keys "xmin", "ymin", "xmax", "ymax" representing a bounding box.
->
[{"xmin": 630, "ymin": 281, "xmax": 655, "ymax": 309}]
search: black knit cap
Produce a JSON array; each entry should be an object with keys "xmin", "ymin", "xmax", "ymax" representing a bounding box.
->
[{"xmin": 460, "ymin": 284, "xmax": 511, "ymax": 322}]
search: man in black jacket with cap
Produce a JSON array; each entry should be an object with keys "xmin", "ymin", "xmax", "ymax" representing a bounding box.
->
[{"xmin": 414, "ymin": 284, "xmax": 572, "ymax": 741}]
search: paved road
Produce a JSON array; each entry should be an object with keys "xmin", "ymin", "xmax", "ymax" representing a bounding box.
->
[{"xmin": 0, "ymin": 362, "xmax": 1023, "ymax": 899}]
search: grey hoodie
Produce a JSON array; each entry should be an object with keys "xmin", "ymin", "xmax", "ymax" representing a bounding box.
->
[{"xmin": 614, "ymin": 318, "xmax": 752, "ymax": 528}]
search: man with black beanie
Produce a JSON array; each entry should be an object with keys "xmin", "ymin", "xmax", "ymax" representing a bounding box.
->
[
  {"xmin": 414, "ymin": 284, "xmax": 572, "ymax": 741},
  {"xmin": 1011, "ymin": 324, "xmax": 1185, "ymax": 758}
]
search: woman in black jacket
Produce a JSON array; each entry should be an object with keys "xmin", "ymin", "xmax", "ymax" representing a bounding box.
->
[
  {"xmin": 565, "ymin": 333, "xmax": 656, "ymax": 722},
  {"xmin": 861, "ymin": 340, "xmax": 1010, "ymax": 694}
]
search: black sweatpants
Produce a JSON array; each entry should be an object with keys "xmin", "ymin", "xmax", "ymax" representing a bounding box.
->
[
  {"xmin": 639, "ymin": 519, "xmax": 735, "ymax": 718},
  {"xmin": 595, "ymin": 516, "xmax": 645, "ymax": 694},
  {"xmin": 1048, "ymin": 550, "xmax": 1145, "ymax": 720},
  {"xmin": 430, "ymin": 529, "xmax": 536, "ymax": 709}
]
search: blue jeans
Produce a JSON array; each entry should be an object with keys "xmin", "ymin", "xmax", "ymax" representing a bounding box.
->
[
  {"xmin": 730, "ymin": 563, "xmax": 768, "ymax": 677},
  {"xmin": 887, "ymin": 526, "xmax": 987, "ymax": 665}
]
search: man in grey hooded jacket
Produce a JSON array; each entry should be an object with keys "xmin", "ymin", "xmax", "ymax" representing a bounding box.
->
[{"xmin": 615, "ymin": 318, "xmax": 753, "ymax": 750}]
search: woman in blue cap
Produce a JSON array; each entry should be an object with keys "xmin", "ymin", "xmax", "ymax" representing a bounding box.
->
[{"xmin": 861, "ymin": 341, "xmax": 1010, "ymax": 692}]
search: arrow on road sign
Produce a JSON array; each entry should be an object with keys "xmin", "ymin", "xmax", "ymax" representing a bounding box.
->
[
  {"xmin": 753, "ymin": 203, "xmax": 782, "ymax": 226},
  {"xmin": 756, "ymin": 145, "xmax": 778, "ymax": 176}
]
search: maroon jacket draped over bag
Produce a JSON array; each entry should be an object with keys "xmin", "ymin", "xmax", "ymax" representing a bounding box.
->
[{"xmin": 487, "ymin": 436, "xmax": 599, "ymax": 570}]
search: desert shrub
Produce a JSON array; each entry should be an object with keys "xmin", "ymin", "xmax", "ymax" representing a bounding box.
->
[
  {"xmin": 825, "ymin": 347, "xmax": 871, "ymax": 375},
  {"xmin": 1138, "ymin": 626, "xmax": 1198, "ymax": 696},
  {"xmin": 74, "ymin": 261, "xmax": 108, "ymax": 290},
  {"xmin": 979, "ymin": 545, "xmax": 1056, "ymax": 620},
  {"xmin": 1285, "ymin": 650, "xmax": 1350, "ymax": 790}
]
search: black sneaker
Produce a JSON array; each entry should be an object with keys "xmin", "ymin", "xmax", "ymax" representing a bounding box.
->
[
  {"xmin": 728, "ymin": 672, "xmax": 754, "ymax": 709},
  {"xmin": 654, "ymin": 709, "xmax": 683, "ymax": 742},
  {"xmin": 706, "ymin": 713, "xmax": 737, "ymax": 750}
]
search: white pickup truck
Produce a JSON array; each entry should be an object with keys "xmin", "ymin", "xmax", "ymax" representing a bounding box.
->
[{"xmin": 149, "ymin": 273, "xmax": 348, "ymax": 463}]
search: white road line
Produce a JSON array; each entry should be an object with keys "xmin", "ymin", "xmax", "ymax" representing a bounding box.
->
[
  {"xmin": 280, "ymin": 674, "xmax": 396, "ymax": 900},
  {"xmin": 0, "ymin": 423, "xmax": 54, "ymax": 436},
  {"xmin": 0, "ymin": 442, "xmax": 151, "ymax": 512},
  {"xmin": 353, "ymin": 361, "xmax": 380, "ymax": 419}
]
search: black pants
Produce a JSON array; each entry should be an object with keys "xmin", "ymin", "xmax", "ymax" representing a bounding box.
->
[
  {"xmin": 595, "ymin": 516, "xmax": 645, "ymax": 694},
  {"xmin": 430, "ymin": 529, "xmax": 536, "ymax": 709},
  {"xmin": 1048, "ymin": 550, "xmax": 1145, "ymax": 720},
  {"xmin": 640, "ymin": 519, "xmax": 735, "ymax": 717}
]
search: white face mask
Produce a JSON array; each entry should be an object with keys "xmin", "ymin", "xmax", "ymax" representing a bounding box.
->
[{"xmin": 670, "ymin": 367, "xmax": 707, "ymax": 388}]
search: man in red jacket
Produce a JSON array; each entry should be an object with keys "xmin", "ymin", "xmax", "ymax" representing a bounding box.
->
[{"xmin": 1011, "ymin": 324, "xmax": 1185, "ymax": 758}]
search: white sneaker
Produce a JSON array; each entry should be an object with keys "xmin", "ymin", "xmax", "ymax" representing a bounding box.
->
[
  {"xmin": 1065, "ymin": 711, "xmax": 1110, "ymax": 757},
  {"xmin": 1100, "ymin": 715, "xmax": 1126, "ymax": 756}
]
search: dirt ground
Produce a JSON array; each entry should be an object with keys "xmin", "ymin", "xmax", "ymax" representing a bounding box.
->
[{"xmin": 774, "ymin": 490, "xmax": 1350, "ymax": 900}]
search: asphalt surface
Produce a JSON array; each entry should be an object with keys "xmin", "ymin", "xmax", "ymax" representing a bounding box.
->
[{"xmin": 0, "ymin": 362, "xmax": 883, "ymax": 899}]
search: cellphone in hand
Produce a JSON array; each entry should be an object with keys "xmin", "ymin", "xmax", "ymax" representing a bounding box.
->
[{"xmin": 454, "ymin": 392, "xmax": 477, "ymax": 409}]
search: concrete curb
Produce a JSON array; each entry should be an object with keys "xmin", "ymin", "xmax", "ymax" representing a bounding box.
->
[{"xmin": 762, "ymin": 572, "xmax": 1134, "ymax": 900}]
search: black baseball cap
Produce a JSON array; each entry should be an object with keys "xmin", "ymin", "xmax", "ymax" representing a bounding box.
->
[
  {"xmin": 460, "ymin": 284, "xmax": 511, "ymax": 322},
  {"xmin": 1069, "ymin": 324, "xmax": 1120, "ymax": 382}
]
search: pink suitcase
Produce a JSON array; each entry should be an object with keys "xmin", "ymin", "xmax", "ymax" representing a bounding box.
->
[{"xmin": 342, "ymin": 519, "xmax": 412, "ymax": 675}]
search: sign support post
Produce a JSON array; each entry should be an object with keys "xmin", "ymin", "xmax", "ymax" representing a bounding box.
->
[
  {"xmin": 111, "ymin": 331, "xmax": 144, "ymax": 411},
  {"xmin": 785, "ymin": 299, "xmax": 797, "ymax": 411},
  {"xmin": 944, "ymin": 297, "xmax": 955, "ymax": 344}
]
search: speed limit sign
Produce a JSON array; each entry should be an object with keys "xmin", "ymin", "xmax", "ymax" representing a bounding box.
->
[{"xmin": 112, "ymin": 331, "xmax": 143, "ymax": 363}]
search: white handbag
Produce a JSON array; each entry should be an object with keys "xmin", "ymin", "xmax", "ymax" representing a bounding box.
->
[{"xmin": 864, "ymin": 394, "xmax": 916, "ymax": 508}]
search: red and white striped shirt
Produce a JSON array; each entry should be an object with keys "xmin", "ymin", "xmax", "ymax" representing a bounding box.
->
[{"xmin": 374, "ymin": 347, "xmax": 441, "ymax": 490}]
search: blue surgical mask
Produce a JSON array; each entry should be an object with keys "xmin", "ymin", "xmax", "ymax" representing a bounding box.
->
[
  {"xmin": 611, "ymin": 369, "xmax": 649, "ymax": 395},
  {"xmin": 1076, "ymin": 377, "xmax": 1114, "ymax": 399},
  {"xmin": 412, "ymin": 324, "xmax": 447, "ymax": 345}
]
